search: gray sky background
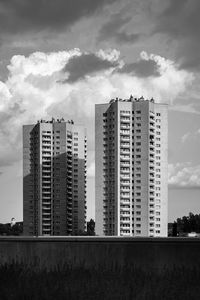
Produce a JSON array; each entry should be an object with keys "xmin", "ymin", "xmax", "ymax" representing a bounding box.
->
[{"xmin": 0, "ymin": 0, "xmax": 199, "ymax": 223}]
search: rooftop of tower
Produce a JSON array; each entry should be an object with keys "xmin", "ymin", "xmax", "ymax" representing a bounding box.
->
[
  {"xmin": 37, "ymin": 118, "xmax": 74, "ymax": 124},
  {"xmin": 109, "ymin": 95, "xmax": 155, "ymax": 104}
]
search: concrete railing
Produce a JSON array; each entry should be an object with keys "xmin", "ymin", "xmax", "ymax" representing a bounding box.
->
[{"xmin": 0, "ymin": 237, "xmax": 199, "ymax": 270}]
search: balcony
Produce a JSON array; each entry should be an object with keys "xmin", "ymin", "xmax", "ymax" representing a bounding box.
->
[
  {"xmin": 42, "ymin": 192, "xmax": 51, "ymax": 196},
  {"xmin": 42, "ymin": 218, "xmax": 51, "ymax": 221},
  {"xmin": 42, "ymin": 228, "xmax": 51, "ymax": 232},
  {"xmin": 120, "ymin": 180, "xmax": 130, "ymax": 186},
  {"xmin": 42, "ymin": 180, "xmax": 52, "ymax": 184},
  {"xmin": 42, "ymin": 137, "xmax": 51, "ymax": 141},
  {"xmin": 42, "ymin": 206, "xmax": 51, "ymax": 210},
  {"xmin": 120, "ymin": 169, "xmax": 130, "ymax": 174},
  {"xmin": 120, "ymin": 200, "xmax": 130, "ymax": 205},
  {"xmin": 42, "ymin": 223, "xmax": 51, "ymax": 226},
  {"xmin": 120, "ymin": 208, "xmax": 130, "ymax": 213},
  {"xmin": 120, "ymin": 136, "xmax": 130, "ymax": 142},
  {"xmin": 120, "ymin": 125, "xmax": 130, "ymax": 130},
  {"xmin": 120, "ymin": 144, "xmax": 130, "ymax": 149},
  {"xmin": 42, "ymin": 169, "xmax": 51, "ymax": 174},
  {"xmin": 42, "ymin": 212, "xmax": 51, "ymax": 216},
  {"xmin": 120, "ymin": 220, "xmax": 130, "ymax": 225},
  {"xmin": 42, "ymin": 201, "xmax": 51, "ymax": 205},
  {"xmin": 42, "ymin": 152, "xmax": 51, "ymax": 157},
  {"xmin": 120, "ymin": 112, "xmax": 130, "ymax": 117},
  {"xmin": 120, "ymin": 131, "xmax": 130, "ymax": 136},
  {"xmin": 120, "ymin": 156, "xmax": 130, "ymax": 161}
]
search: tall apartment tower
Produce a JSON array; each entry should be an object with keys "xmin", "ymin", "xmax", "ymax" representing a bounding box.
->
[
  {"xmin": 95, "ymin": 96, "xmax": 168, "ymax": 237},
  {"xmin": 23, "ymin": 118, "xmax": 87, "ymax": 236}
]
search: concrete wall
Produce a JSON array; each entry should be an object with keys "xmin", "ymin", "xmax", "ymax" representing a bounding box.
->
[{"xmin": 0, "ymin": 237, "xmax": 200, "ymax": 271}]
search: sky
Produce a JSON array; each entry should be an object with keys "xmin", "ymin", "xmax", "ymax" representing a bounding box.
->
[{"xmin": 0, "ymin": 0, "xmax": 199, "ymax": 223}]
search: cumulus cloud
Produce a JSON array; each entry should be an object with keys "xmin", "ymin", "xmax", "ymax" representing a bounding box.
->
[
  {"xmin": 0, "ymin": 48, "xmax": 194, "ymax": 167},
  {"xmin": 119, "ymin": 51, "xmax": 194, "ymax": 103},
  {"xmin": 63, "ymin": 51, "xmax": 121, "ymax": 83},
  {"xmin": 168, "ymin": 162, "xmax": 200, "ymax": 188},
  {"xmin": 120, "ymin": 51, "xmax": 160, "ymax": 77}
]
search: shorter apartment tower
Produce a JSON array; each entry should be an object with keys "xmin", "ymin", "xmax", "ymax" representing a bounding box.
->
[
  {"xmin": 23, "ymin": 118, "xmax": 87, "ymax": 236},
  {"xmin": 95, "ymin": 96, "xmax": 168, "ymax": 237}
]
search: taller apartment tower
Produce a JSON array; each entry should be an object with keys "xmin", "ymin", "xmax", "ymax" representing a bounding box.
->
[
  {"xmin": 95, "ymin": 96, "xmax": 168, "ymax": 237},
  {"xmin": 23, "ymin": 118, "xmax": 87, "ymax": 236}
]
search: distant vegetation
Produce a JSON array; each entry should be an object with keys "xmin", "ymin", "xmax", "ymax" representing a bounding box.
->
[
  {"xmin": 0, "ymin": 219, "xmax": 95, "ymax": 236},
  {"xmin": 0, "ymin": 262, "xmax": 200, "ymax": 299},
  {"xmin": 0, "ymin": 222, "xmax": 23, "ymax": 236},
  {"xmin": 169, "ymin": 212, "xmax": 200, "ymax": 236},
  {"xmin": 75, "ymin": 219, "xmax": 95, "ymax": 236}
]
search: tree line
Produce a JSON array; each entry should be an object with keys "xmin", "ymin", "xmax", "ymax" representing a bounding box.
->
[{"xmin": 169, "ymin": 212, "xmax": 200, "ymax": 236}]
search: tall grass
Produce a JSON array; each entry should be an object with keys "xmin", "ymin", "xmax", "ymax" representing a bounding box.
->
[{"xmin": 0, "ymin": 263, "xmax": 199, "ymax": 299}]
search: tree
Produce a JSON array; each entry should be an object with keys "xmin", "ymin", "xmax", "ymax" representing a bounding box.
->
[
  {"xmin": 176, "ymin": 212, "xmax": 200, "ymax": 235},
  {"xmin": 87, "ymin": 219, "xmax": 95, "ymax": 236}
]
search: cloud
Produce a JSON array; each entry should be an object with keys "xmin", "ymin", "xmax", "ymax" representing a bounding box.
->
[
  {"xmin": 118, "ymin": 51, "xmax": 194, "ymax": 103},
  {"xmin": 168, "ymin": 162, "xmax": 200, "ymax": 189},
  {"xmin": 0, "ymin": 49, "xmax": 193, "ymax": 167},
  {"xmin": 120, "ymin": 51, "xmax": 160, "ymax": 77},
  {"xmin": 153, "ymin": 0, "xmax": 200, "ymax": 71},
  {"xmin": 98, "ymin": 12, "xmax": 139, "ymax": 44},
  {"xmin": 0, "ymin": 0, "xmax": 117, "ymax": 34},
  {"xmin": 63, "ymin": 51, "xmax": 121, "ymax": 83},
  {"xmin": 181, "ymin": 132, "xmax": 191, "ymax": 143},
  {"xmin": 170, "ymin": 104, "xmax": 200, "ymax": 115},
  {"xmin": 181, "ymin": 129, "xmax": 200, "ymax": 143}
]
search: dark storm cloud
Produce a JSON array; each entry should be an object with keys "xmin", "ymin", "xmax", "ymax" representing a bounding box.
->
[
  {"xmin": 98, "ymin": 12, "xmax": 139, "ymax": 44},
  {"xmin": 0, "ymin": 0, "xmax": 117, "ymax": 33},
  {"xmin": 154, "ymin": 0, "xmax": 200, "ymax": 70},
  {"xmin": 119, "ymin": 59, "xmax": 160, "ymax": 78},
  {"xmin": 63, "ymin": 53, "xmax": 119, "ymax": 83}
]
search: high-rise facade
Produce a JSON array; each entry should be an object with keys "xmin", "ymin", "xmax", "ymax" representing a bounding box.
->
[
  {"xmin": 95, "ymin": 96, "xmax": 168, "ymax": 237},
  {"xmin": 23, "ymin": 118, "xmax": 87, "ymax": 236}
]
